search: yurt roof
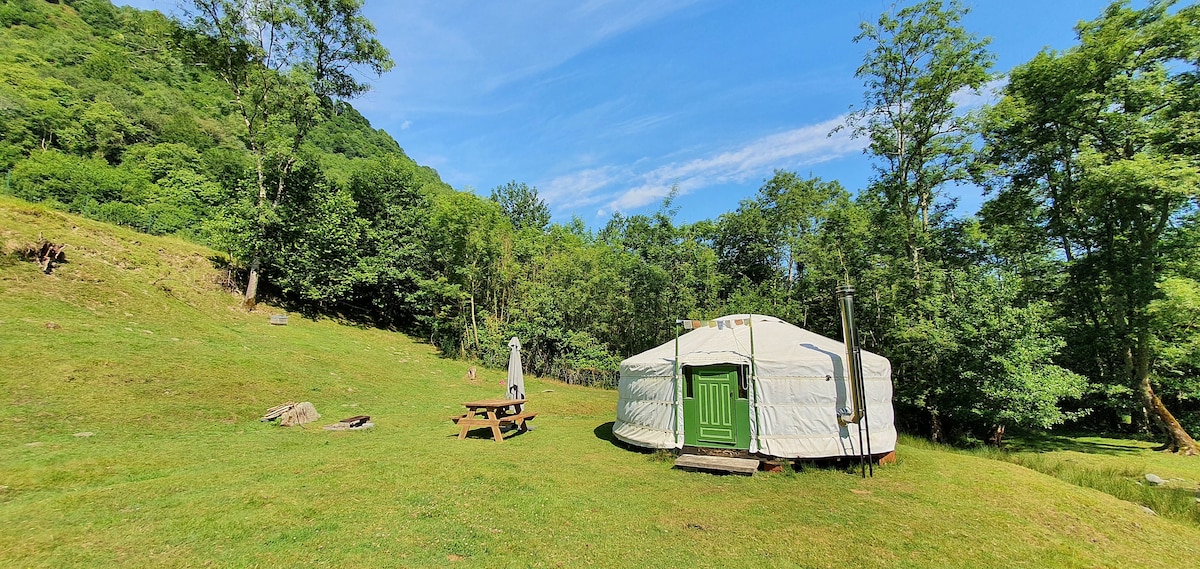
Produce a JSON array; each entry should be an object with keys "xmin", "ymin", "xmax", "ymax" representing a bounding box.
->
[{"xmin": 620, "ymin": 314, "xmax": 890, "ymax": 379}]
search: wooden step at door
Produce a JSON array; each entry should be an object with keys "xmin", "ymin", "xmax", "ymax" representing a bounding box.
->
[{"xmin": 674, "ymin": 454, "xmax": 759, "ymax": 476}]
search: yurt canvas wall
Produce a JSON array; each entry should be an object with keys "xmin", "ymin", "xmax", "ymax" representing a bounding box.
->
[{"xmin": 613, "ymin": 314, "xmax": 896, "ymax": 459}]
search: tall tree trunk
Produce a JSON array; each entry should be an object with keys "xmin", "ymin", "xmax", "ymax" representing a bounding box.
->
[
  {"xmin": 243, "ymin": 149, "xmax": 268, "ymax": 308},
  {"xmin": 243, "ymin": 257, "xmax": 261, "ymax": 309},
  {"xmin": 989, "ymin": 424, "xmax": 1006, "ymax": 447},
  {"xmin": 1139, "ymin": 379, "xmax": 1198, "ymax": 455},
  {"xmin": 469, "ymin": 293, "xmax": 480, "ymax": 355},
  {"xmin": 1134, "ymin": 337, "xmax": 1199, "ymax": 455},
  {"xmin": 930, "ymin": 410, "xmax": 944, "ymax": 444}
]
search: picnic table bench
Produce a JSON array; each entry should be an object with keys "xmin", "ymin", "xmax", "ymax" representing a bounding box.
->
[{"xmin": 452, "ymin": 398, "xmax": 536, "ymax": 442}]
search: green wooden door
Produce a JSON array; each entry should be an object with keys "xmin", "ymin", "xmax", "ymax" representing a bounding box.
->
[{"xmin": 683, "ymin": 366, "xmax": 750, "ymax": 449}]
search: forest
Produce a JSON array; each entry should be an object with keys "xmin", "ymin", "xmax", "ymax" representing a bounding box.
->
[{"xmin": 2, "ymin": 0, "xmax": 1198, "ymax": 452}]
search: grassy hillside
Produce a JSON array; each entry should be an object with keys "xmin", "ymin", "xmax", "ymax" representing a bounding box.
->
[{"xmin": 3, "ymin": 196, "xmax": 1200, "ymax": 568}]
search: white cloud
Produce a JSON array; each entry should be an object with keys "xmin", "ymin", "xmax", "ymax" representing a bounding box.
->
[
  {"xmin": 400, "ymin": 120, "xmax": 412, "ymax": 130},
  {"xmin": 951, "ymin": 78, "xmax": 1008, "ymax": 110},
  {"xmin": 540, "ymin": 115, "xmax": 867, "ymax": 217},
  {"xmin": 541, "ymin": 166, "xmax": 625, "ymax": 210}
]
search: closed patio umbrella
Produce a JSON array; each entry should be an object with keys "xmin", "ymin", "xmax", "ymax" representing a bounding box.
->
[{"xmin": 506, "ymin": 337, "xmax": 525, "ymax": 410}]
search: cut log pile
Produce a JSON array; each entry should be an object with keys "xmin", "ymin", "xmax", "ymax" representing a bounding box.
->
[
  {"xmin": 260, "ymin": 402, "xmax": 296, "ymax": 422},
  {"xmin": 19, "ymin": 238, "xmax": 68, "ymax": 274}
]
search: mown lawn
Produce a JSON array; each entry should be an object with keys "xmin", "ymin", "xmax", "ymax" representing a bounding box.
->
[{"xmin": 3, "ymin": 196, "xmax": 1200, "ymax": 568}]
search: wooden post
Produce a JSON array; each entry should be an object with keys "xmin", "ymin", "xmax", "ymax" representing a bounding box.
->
[{"xmin": 673, "ymin": 321, "xmax": 681, "ymax": 447}]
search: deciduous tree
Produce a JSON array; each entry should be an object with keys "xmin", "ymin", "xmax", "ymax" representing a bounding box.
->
[
  {"xmin": 846, "ymin": 0, "xmax": 996, "ymax": 441},
  {"xmin": 183, "ymin": 0, "xmax": 392, "ymax": 306},
  {"xmin": 979, "ymin": 0, "xmax": 1200, "ymax": 453},
  {"xmin": 490, "ymin": 181, "xmax": 551, "ymax": 233}
]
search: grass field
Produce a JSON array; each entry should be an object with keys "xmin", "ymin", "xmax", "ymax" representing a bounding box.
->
[
  {"xmin": 3, "ymin": 196, "xmax": 1200, "ymax": 568},
  {"xmin": 965, "ymin": 434, "xmax": 1200, "ymax": 526}
]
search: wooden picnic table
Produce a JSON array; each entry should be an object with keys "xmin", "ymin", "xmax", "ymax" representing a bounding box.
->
[{"xmin": 452, "ymin": 398, "xmax": 536, "ymax": 442}]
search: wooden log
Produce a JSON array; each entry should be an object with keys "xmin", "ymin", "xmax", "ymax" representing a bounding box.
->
[
  {"xmin": 339, "ymin": 415, "xmax": 370, "ymax": 427},
  {"xmin": 24, "ymin": 239, "xmax": 68, "ymax": 274},
  {"xmin": 260, "ymin": 402, "xmax": 296, "ymax": 421}
]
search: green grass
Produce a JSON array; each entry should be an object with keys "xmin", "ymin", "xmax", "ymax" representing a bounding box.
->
[
  {"xmin": 4, "ymin": 195, "xmax": 1200, "ymax": 568},
  {"xmin": 953, "ymin": 434, "xmax": 1200, "ymax": 526}
]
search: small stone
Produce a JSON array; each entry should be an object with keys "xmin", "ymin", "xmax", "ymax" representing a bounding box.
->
[
  {"xmin": 1145, "ymin": 473, "xmax": 1165, "ymax": 485},
  {"xmin": 73, "ymin": 432, "xmax": 94, "ymax": 438},
  {"xmin": 1140, "ymin": 506, "xmax": 1157, "ymax": 516},
  {"xmin": 45, "ymin": 322, "xmax": 60, "ymax": 329},
  {"xmin": 25, "ymin": 442, "xmax": 43, "ymax": 447}
]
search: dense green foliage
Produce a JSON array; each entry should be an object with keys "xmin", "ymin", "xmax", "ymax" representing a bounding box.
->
[
  {"xmin": 179, "ymin": 0, "xmax": 395, "ymax": 305},
  {"xmin": 2, "ymin": 0, "xmax": 1197, "ymax": 447},
  {"xmin": 977, "ymin": 0, "xmax": 1200, "ymax": 450}
]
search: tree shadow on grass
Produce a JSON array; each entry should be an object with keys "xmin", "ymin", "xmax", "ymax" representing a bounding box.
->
[{"xmin": 1005, "ymin": 432, "xmax": 1151, "ymax": 456}]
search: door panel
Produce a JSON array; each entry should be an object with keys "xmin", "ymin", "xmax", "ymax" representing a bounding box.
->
[
  {"xmin": 696, "ymin": 373, "xmax": 736, "ymax": 444},
  {"xmin": 683, "ymin": 366, "xmax": 749, "ymax": 449}
]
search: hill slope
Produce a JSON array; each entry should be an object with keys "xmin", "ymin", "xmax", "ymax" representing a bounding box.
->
[{"xmin": 2, "ymin": 197, "xmax": 1200, "ymax": 568}]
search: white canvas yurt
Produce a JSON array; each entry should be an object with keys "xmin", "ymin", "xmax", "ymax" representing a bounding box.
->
[{"xmin": 613, "ymin": 314, "xmax": 896, "ymax": 459}]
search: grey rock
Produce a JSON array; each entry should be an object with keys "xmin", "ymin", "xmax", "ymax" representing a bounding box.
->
[
  {"xmin": 279, "ymin": 402, "xmax": 319, "ymax": 426},
  {"xmin": 1144, "ymin": 473, "xmax": 1165, "ymax": 485},
  {"xmin": 73, "ymin": 432, "xmax": 94, "ymax": 438},
  {"xmin": 1140, "ymin": 506, "xmax": 1157, "ymax": 516}
]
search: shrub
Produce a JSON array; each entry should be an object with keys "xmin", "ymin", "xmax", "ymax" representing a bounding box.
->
[
  {"xmin": 10, "ymin": 151, "xmax": 148, "ymax": 208},
  {"xmin": 94, "ymin": 201, "xmax": 148, "ymax": 230}
]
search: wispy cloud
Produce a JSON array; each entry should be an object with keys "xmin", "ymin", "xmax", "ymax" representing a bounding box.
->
[
  {"xmin": 611, "ymin": 113, "xmax": 678, "ymax": 137},
  {"xmin": 541, "ymin": 166, "xmax": 625, "ymax": 209},
  {"xmin": 540, "ymin": 115, "xmax": 866, "ymax": 217},
  {"xmin": 366, "ymin": 0, "xmax": 704, "ymax": 114},
  {"xmin": 951, "ymin": 78, "xmax": 1008, "ymax": 110}
]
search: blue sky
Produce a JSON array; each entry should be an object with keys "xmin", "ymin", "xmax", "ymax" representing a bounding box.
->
[{"xmin": 121, "ymin": 0, "xmax": 1113, "ymax": 225}]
